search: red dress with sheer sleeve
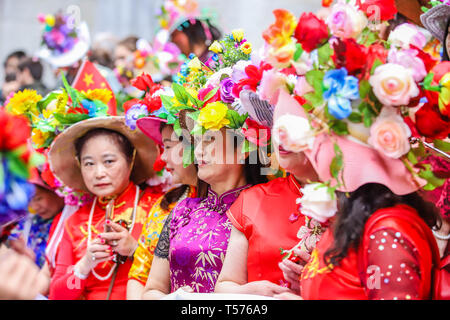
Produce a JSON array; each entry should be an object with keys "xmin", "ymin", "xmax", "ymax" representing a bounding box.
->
[{"xmin": 300, "ymin": 204, "xmax": 439, "ymax": 300}]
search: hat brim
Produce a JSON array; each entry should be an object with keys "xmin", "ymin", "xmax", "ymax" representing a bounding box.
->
[
  {"xmin": 48, "ymin": 116, "xmax": 158, "ymax": 192},
  {"xmin": 37, "ymin": 22, "xmax": 90, "ymax": 68},
  {"xmin": 421, "ymin": 4, "xmax": 450, "ymax": 43},
  {"xmin": 137, "ymin": 116, "xmax": 168, "ymax": 146}
]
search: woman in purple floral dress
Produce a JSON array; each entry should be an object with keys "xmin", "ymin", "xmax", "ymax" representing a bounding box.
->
[{"xmin": 142, "ymin": 128, "xmax": 268, "ymax": 298}]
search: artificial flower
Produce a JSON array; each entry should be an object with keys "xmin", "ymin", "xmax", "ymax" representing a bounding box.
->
[
  {"xmin": 219, "ymin": 78, "xmax": 235, "ymax": 104},
  {"xmin": 259, "ymin": 69, "xmax": 288, "ymax": 105},
  {"xmin": 82, "ymin": 88, "xmax": 113, "ymax": 105},
  {"xmin": 294, "ymin": 76, "xmax": 314, "ymax": 97},
  {"xmin": 131, "ymin": 73, "xmax": 162, "ymax": 94},
  {"xmin": 143, "ymin": 94, "xmax": 163, "ymax": 113},
  {"xmin": 369, "ymin": 63, "xmax": 419, "ymax": 107},
  {"xmin": 125, "ymin": 103, "xmax": 149, "ymax": 130},
  {"xmin": 31, "ymin": 128, "xmax": 51, "ymax": 149},
  {"xmin": 387, "ymin": 48, "xmax": 427, "ymax": 82},
  {"xmin": 242, "ymin": 118, "xmax": 271, "ymax": 147},
  {"xmin": 231, "ymin": 29, "xmax": 245, "ymax": 43},
  {"xmin": 206, "ymin": 67, "xmax": 233, "ymax": 87},
  {"xmin": 360, "ymin": 42, "xmax": 388, "ymax": 80},
  {"xmin": 123, "ymin": 98, "xmax": 142, "ymax": 113},
  {"xmin": 198, "ymin": 85, "xmax": 221, "ymax": 105},
  {"xmin": 2, "ymin": 112, "xmax": 30, "ymax": 150},
  {"xmin": 187, "ymin": 57, "xmax": 202, "ymax": 71},
  {"xmin": 297, "ymin": 183, "xmax": 337, "ymax": 223},
  {"xmin": 323, "ymin": 68, "xmax": 360, "ymax": 120},
  {"xmin": 240, "ymin": 42, "xmax": 252, "ymax": 55},
  {"xmin": 272, "ymin": 114, "xmax": 315, "ymax": 152},
  {"xmin": 356, "ymin": 0, "xmax": 398, "ymax": 21},
  {"xmin": 388, "ymin": 23, "xmax": 429, "ymax": 50},
  {"xmin": 197, "ymin": 101, "xmax": 230, "ymax": 131},
  {"xmin": 326, "ymin": 1, "xmax": 368, "ymax": 39},
  {"xmin": 6, "ymin": 89, "xmax": 42, "ymax": 116},
  {"xmin": 231, "ymin": 60, "xmax": 252, "ymax": 83},
  {"xmin": 262, "ymin": 9, "xmax": 297, "ymax": 49},
  {"xmin": 368, "ymin": 106, "xmax": 411, "ymax": 159},
  {"xmin": 209, "ymin": 40, "xmax": 223, "ymax": 54},
  {"xmin": 332, "ymin": 38, "xmax": 367, "ymax": 76},
  {"xmin": 294, "ymin": 12, "xmax": 329, "ymax": 52},
  {"xmin": 265, "ymin": 42, "xmax": 296, "ymax": 69},
  {"xmin": 233, "ymin": 62, "xmax": 273, "ymax": 97},
  {"xmin": 415, "ymin": 100, "xmax": 450, "ymax": 140}
]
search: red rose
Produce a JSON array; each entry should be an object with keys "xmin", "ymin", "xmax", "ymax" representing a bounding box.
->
[
  {"xmin": 4, "ymin": 112, "xmax": 30, "ymax": 150},
  {"xmin": 233, "ymin": 62, "xmax": 273, "ymax": 97},
  {"xmin": 356, "ymin": 0, "xmax": 397, "ymax": 22},
  {"xmin": 143, "ymin": 94, "xmax": 162, "ymax": 113},
  {"xmin": 294, "ymin": 12, "xmax": 329, "ymax": 53},
  {"xmin": 361, "ymin": 42, "xmax": 388, "ymax": 80},
  {"xmin": 242, "ymin": 118, "xmax": 271, "ymax": 147},
  {"xmin": 332, "ymin": 38, "xmax": 367, "ymax": 76},
  {"xmin": 198, "ymin": 85, "xmax": 221, "ymax": 105},
  {"xmin": 415, "ymin": 102, "xmax": 450, "ymax": 140},
  {"xmin": 131, "ymin": 73, "xmax": 162, "ymax": 94},
  {"xmin": 153, "ymin": 153, "xmax": 166, "ymax": 172},
  {"xmin": 410, "ymin": 45, "xmax": 438, "ymax": 73}
]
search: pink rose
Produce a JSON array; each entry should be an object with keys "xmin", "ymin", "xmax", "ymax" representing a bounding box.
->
[
  {"xmin": 368, "ymin": 106, "xmax": 411, "ymax": 159},
  {"xmin": 369, "ymin": 63, "xmax": 420, "ymax": 106},
  {"xmin": 388, "ymin": 48, "xmax": 427, "ymax": 82},
  {"xmin": 326, "ymin": 1, "xmax": 367, "ymax": 39},
  {"xmin": 294, "ymin": 76, "xmax": 314, "ymax": 97},
  {"xmin": 388, "ymin": 23, "xmax": 430, "ymax": 50}
]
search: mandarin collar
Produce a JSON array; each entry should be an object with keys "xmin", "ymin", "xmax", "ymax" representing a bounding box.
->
[
  {"xmin": 96, "ymin": 181, "xmax": 135, "ymax": 210},
  {"xmin": 201, "ymin": 184, "xmax": 251, "ymax": 214}
]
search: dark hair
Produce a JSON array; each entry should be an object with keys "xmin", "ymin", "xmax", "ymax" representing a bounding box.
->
[
  {"xmin": 89, "ymin": 48, "xmax": 114, "ymax": 69},
  {"xmin": 3, "ymin": 50, "xmax": 26, "ymax": 67},
  {"xmin": 74, "ymin": 128, "xmax": 135, "ymax": 164},
  {"xmin": 18, "ymin": 58, "xmax": 43, "ymax": 81},
  {"xmin": 173, "ymin": 19, "xmax": 221, "ymax": 47},
  {"xmin": 117, "ymin": 36, "xmax": 138, "ymax": 52},
  {"xmin": 442, "ymin": 18, "xmax": 450, "ymax": 61},
  {"xmin": 324, "ymin": 183, "xmax": 442, "ymax": 266}
]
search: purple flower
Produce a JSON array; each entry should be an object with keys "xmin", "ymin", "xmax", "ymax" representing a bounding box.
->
[
  {"xmin": 125, "ymin": 103, "xmax": 149, "ymax": 130},
  {"xmin": 220, "ymin": 78, "xmax": 235, "ymax": 104}
]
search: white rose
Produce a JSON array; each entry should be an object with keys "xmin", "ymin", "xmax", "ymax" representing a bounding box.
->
[
  {"xmin": 297, "ymin": 183, "xmax": 338, "ymax": 223},
  {"xmin": 205, "ymin": 67, "xmax": 233, "ymax": 87},
  {"xmin": 272, "ymin": 114, "xmax": 315, "ymax": 152},
  {"xmin": 387, "ymin": 23, "xmax": 431, "ymax": 49}
]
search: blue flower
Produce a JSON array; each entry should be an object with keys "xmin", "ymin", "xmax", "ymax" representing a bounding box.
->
[
  {"xmin": 323, "ymin": 68, "xmax": 360, "ymax": 120},
  {"xmin": 125, "ymin": 103, "xmax": 148, "ymax": 130}
]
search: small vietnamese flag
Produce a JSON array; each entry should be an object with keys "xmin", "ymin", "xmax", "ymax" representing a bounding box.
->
[{"xmin": 72, "ymin": 59, "xmax": 117, "ymax": 115}]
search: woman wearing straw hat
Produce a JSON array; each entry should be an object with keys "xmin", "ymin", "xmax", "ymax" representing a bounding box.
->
[{"xmin": 47, "ymin": 116, "xmax": 162, "ymax": 300}]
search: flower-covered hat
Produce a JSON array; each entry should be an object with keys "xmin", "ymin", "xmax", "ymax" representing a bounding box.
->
[
  {"xmin": 257, "ymin": 1, "xmax": 449, "ymax": 199},
  {"xmin": 36, "ymin": 11, "xmax": 90, "ymax": 68},
  {"xmin": 0, "ymin": 109, "xmax": 43, "ymax": 228},
  {"xmin": 421, "ymin": 1, "xmax": 450, "ymax": 43}
]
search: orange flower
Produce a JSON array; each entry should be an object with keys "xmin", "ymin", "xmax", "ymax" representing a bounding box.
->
[{"xmin": 262, "ymin": 9, "xmax": 297, "ymax": 49}]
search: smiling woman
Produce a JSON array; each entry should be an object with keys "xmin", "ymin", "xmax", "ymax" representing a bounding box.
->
[{"xmin": 47, "ymin": 116, "xmax": 163, "ymax": 300}]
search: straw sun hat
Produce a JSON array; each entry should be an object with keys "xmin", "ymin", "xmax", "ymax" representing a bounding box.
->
[{"xmin": 48, "ymin": 116, "xmax": 159, "ymax": 193}]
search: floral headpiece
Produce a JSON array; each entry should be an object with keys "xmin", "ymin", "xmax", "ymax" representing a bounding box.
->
[
  {"xmin": 38, "ymin": 12, "xmax": 79, "ymax": 54},
  {"xmin": 0, "ymin": 109, "xmax": 44, "ymax": 228},
  {"xmin": 126, "ymin": 30, "xmax": 272, "ymax": 168},
  {"xmin": 254, "ymin": 1, "xmax": 450, "ymax": 222}
]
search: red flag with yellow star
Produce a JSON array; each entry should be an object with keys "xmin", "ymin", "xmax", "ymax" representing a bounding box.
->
[{"xmin": 72, "ymin": 59, "xmax": 117, "ymax": 115}]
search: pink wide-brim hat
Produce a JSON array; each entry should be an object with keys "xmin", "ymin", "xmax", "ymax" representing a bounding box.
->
[
  {"xmin": 274, "ymin": 90, "xmax": 425, "ymax": 195},
  {"xmin": 136, "ymin": 116, "xmax": 168, "ymax": 146}
]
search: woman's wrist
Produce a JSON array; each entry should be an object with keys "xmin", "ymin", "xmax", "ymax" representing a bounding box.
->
[{"xmin": 76, "ymin": 257, "xmax": 92, "ymax": 276}]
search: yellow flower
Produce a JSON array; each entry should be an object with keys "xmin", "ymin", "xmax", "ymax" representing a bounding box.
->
[
  {"xmin": 240, "ymin": 42, "xmax": 252, "ymax": 55},
  {"xmin": 197, "ymin": 102, "xmax": 230, "ymax": 131},
  {"xmin": 440, "ymin": 73, "xmax": 450, "ymax": 88},
  {"xmin": 31, "ymin": 128, "xmax": 51, "ymax": 148},
  {"xmin": 188, "ymin": 57, "xmax": 202, "ymax": 71},
  {"xmin": 209, "ymin": 40, "xmax": 223, "ymax": 54},
  {"xmin": 186, "ymin": 87, "xmax": 199, "ymax": 100},
  {"xmin": 55, "ymin": 91, "xmax": 68, "ymax": 112},
  {"xmin": 82, "ymin": 89, "xmax": 113, "ymax": 104},
  {"xmin": 232, "ymin": 29, "xmax": 245, "ymax": 43},
  {"xmin": 45, "ymin": 14, "xmax": 55, "ymax": 27},
  {"xmin": 6, "ymin": 89, "xmax": 42, "ymax": 116}
]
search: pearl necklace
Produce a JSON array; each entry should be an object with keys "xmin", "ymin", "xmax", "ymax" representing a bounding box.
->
[
  {"xmin": 432, "ymin": 228, "xmax": 450, "ymax": 240},
  {"xmin": 87, "ymin": 185, "xmax": 140, "ymax": 281}
]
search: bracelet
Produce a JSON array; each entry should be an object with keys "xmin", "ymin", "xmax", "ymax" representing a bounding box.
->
[{"xmin": 73, "ymin": 265, "xmax": 89, "ymax": 280}]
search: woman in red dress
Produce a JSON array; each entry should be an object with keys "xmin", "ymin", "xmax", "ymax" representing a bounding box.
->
[{"xmin": 48, "ymin": 117, "xmax": 162, "ymax": 300}]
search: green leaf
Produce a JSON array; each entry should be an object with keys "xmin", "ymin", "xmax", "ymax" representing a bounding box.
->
[
  {"xmin": 422, "ymin": 73, "xmax": 441, "ymax": 92},
  {"xmin": 318, "ymin": 42, "xmax": 333, "ymax": 66},
  {"xmin": 302, "ymin": 103, "xmax": 313, "ymax": 112},
  {"xmin": 419, "ymin": 164, "xmax": 446, "ymax": 190},
  {"xmin": 172, "ymin": 83, "xmax": 189, "ymax": 105},
  {"xmin": 182, "ymin": 145, "xmax": 195, "ymax": 168},
  {"xmin": 160, "ymin": 95, "xmax": 174, "ymax": 111},
  {"xmin": 359, "ymin": 80, "xmax": 371, "ymax": 99},
  {"xmin": 226, "ymin": 110, "xmax": 247, "ymax": 129},
  {"xmin": 61, "ymin": 72, "xmax": 79, "ymax": 109},
  {"xmin": 166, "ymin": 113, "xmax": 177, "ymax": 124},
  {"xmin": 37, "ymin": 92, "xmax": 59, "ymax": 113},
  {"xmin": 330, "ymin": 143, "xmax": 344, "ymax": 187},
  {"xmin": 241, "ymin": 139, "xmax": 257, "ymax": 154},
  {"xmin": 370, "ymin": 58, "xmax": 383, "ymax": 75},
  {"xmin": 173, "ymin": 118, "xmax": 182, "ymax": 137},
  {"xmin": 304, "ymin": 92, "xmax": 324, "ymax": 108},
  {"xmin": 433, "ymin": 139, "xmax": 450, "ymax": 152},
  {"xmin": 406, "ymin": 150, "xmax": 418, "ymax": 165},
  {"xmin": 293, "ymin": 43, "xmax": 304, "ymax": 62},
  {"xmin": 29, "ymin": 152, "xmax": 45, "ymax": 168},
  {"xmin": 348, "ymin": 112, "xmax": 363, "ymax": 123},
  {"xmin": 330, "ymin": 120, "xmax": 349, "ymax": 136},
  {"xmin": 6, "ymin": 153, "xmax": 29, "ymax": 179},
  {"xmin": 188, "ymin": 110, "xmax": 200, "ymax": 122},
  {"xmin": 190, "ymin": 124, "xmax": 206, "ymax": 136},
  {"xmin": 305, "ymin": 70, "xmax": 324, "ymax": 94},
  {"xmin": 54, "ymin": 113, "xmax": 90, "ymax": 125}
]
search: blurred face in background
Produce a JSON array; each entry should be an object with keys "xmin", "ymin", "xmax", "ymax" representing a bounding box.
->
[
  {"xmin": 4, "ymin": 56, "xmax": 20, "ymax": 75},
  {"xmin": 29, "ymin": 186, "xmax": 64, "ymax": 220},
  {"xmin": 114, "ymin": 44, "xmax": 134, "ymax": 70}
]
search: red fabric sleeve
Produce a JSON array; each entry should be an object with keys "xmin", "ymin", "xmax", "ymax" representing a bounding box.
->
[
  {"xmin": 364, "ymin": 228, "xmax": 422, "ymax": 300},
  {"xmin": 226, "ymin": 192, "xmax": 245, "ymax": 233},
  {"xmin": 48, "ymin": 223, "xmax": 87, "ymax": 300}
]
